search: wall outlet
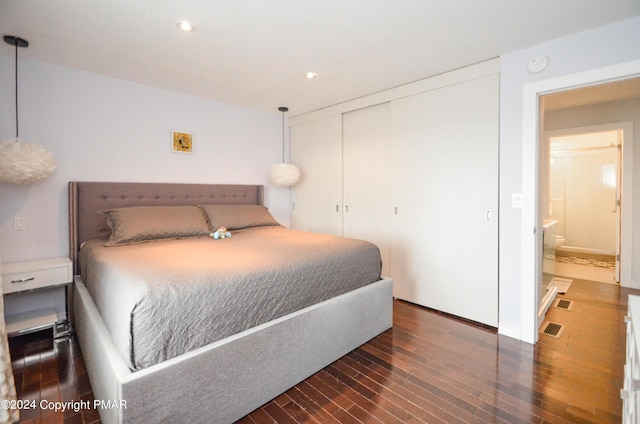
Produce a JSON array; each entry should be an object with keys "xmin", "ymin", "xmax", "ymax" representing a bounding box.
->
[{"xmin": 14, "ymin": 216, "xmax": 26, "ymax": 230}]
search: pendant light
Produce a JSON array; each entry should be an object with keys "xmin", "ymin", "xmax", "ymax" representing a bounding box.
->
[
  {"xmin": 0, "ymin": 35, "xmax": 56, "ymax": 185},
  {"xmin": 268, "ymin": 106, "xmax": 300, "ymax": 187}
]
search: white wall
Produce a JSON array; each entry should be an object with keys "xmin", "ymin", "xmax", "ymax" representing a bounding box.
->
[
  {"xmin": 0, "ymin": 55, "xmax": 292, "ymax": 264},
  {"xmin": 498, "ymin": 17, "xmax": 640, "ymax": 341}
]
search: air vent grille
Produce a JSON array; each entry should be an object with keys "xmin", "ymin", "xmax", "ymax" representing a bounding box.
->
[
  {"xmin": 541, "ymin": 322, "xmax": 564, "ymax": 338},
  {"xmin": 555, "ymin": 299, "xmax": 573, "ymax": 310}
]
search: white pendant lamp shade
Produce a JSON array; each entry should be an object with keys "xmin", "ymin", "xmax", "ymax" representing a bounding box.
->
[
  {"xmin": 1, "ymin": 35, "xmax": 56, "ymax": 184},
  {"xmin": 268, "ymin": 162, "xmax": 300, "ymax": 187},
  {"xmin": 0, "ymin": 138, "xmax": 56, "ymax": 184},
  {"xmin": 268, "ymin": 106, "xmax": 300, "ymax": 187}
]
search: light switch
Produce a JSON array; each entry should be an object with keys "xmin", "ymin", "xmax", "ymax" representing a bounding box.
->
[{"xmin": 512, "ymin": 193, "xmax": 523, "ymax": 208}]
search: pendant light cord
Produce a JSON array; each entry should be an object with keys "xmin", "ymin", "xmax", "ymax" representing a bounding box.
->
[
  {"xmin": 278, "ymin": 106, "xmax": 288, "ymax": 163},
  {"xmin": 281, "ymin": 109, "xmax": 285, "ymax": 162},
  {"xmin": 14, "ymin": 41, "xmax": 19, "ymax": 138},
  {"xmin": 5, "ymin": 36, "xmax": 28, "ymax": 138}
]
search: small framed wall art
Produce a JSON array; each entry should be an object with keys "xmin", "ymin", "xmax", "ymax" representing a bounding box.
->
[{"xmin": 171, "ymin": 130, "xmax": 194, "ymax": 154}]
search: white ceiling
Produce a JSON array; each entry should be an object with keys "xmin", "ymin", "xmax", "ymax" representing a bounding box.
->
[{"xmin": 1, "ymin": 0, "xmax": 639, "ymax": 117}]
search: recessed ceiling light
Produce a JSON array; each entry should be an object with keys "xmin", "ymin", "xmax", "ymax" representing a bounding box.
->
[
  {"xmin": 177, "ymin": 21, "xmax": 195, "ymax": 32},
  {"xmin": 305, "ymin": 72, "xmax": 318, "ymax": 79}
]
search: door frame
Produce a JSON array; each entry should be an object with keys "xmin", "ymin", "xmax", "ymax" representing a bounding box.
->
[{"xmin": 520, "ymin": 59, "xmax": 640, "ymax": 344}]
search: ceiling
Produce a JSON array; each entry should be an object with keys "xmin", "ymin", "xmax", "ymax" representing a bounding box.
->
[{"xmin": 1, "ymin": 0, "xmax": 639, "ymax": 117}]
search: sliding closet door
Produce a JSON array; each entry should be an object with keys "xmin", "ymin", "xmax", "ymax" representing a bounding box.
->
[
  {"xmin": 390, "ymin": 74, "xmax": 499, "ymax": 326},
  {"xmin": 290, "ymin": 115, "xmax": 343, "ymax": 236},
  {"xmin": 343, "ymin": 103, "xmax": 391, "ymax": 277}
]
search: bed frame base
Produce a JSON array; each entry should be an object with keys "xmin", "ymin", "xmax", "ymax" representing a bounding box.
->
[
  {"xmin": 69, "ymin": 182, "xmax": 393, "ymax": 423},
  {"xmin": 74, "ymin": 276, "xmax": 393, "ymax": 423}
]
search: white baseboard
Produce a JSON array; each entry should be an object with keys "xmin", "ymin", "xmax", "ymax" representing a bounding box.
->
[
  {"xmin": 622, "ymin": 278, "xmax": 640, "ymax": 290},
  {"xmin": 498, "ymin": 322, "xmax": 523, "ymax": 341}
]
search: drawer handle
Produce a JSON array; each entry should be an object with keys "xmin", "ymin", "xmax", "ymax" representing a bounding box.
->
[{"xmin": 11, "ymin": 277, "xmax": 35, "ymax": 284}]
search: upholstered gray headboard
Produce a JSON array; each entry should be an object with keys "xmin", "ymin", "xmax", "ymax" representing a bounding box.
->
[{"xmin": 68, "ymin": 181, "xmax": 264, "ymax": 274}]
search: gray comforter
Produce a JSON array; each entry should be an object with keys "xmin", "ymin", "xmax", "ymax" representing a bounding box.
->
[{"xmin": 79, "ymin": 227, "xmax": 382, "ymax": 370}]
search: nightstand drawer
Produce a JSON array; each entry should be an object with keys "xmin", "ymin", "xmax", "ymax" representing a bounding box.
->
[{"xmin": 2, "ymin": 258, "xmax": 72, "ymax": 294}]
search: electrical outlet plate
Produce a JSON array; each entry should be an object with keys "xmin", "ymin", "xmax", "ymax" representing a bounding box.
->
[
  {"xmin": 13, "ymin": 216, "xmax": 26, "ymax": 230},
  {"xmin": 512, "ymin": 193, "xmax": 523, "ymax": 208}
]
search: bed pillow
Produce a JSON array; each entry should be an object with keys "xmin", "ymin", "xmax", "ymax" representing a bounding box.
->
[
  {"xmin": 101, "ymin": 205, "xmax": 210, "ymax": 246},
  {"xmin": 198, "ymin": 205, "xmax": 281, "ymax": 231}
]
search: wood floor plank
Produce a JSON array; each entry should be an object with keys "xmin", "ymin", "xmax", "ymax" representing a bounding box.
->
[{"xmin": 9, "ymin": 277, "xmax": 637, "ymax": 423}]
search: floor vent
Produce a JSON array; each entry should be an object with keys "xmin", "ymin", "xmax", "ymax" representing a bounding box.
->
[
  {"xmin": 541, "ymin": 322, "xmax": 564, "ymax": 338},
  {"xmin": 554, "ymin": 299, "xmax": 573, "ymax": 310}
]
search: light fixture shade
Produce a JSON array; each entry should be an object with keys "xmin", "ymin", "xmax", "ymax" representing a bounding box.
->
[
  {"xmin": 268, "ymin": 163, "xmax": 301, "ymax": 187},
  {"xmin": 0, "ymin": 138, "xmax": 57, "ymax": 184}
]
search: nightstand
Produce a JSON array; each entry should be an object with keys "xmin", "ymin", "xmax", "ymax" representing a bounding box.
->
[{"xmin": 1, "ymin": 257, "xmax": 73, "ymax": 338}]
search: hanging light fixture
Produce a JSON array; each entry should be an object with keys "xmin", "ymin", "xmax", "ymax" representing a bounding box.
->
[
  {"xmin": 268, "ymin": 106, "xmax": 300, "ymax": 187},
  {"xmin": 0, "ymin": 35, "xmax": 56, "ymax": 185}
]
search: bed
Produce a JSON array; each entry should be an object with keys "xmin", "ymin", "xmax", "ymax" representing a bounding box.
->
[{"xmin": 69, "ymin": 181, "xmax": 393, "ymax": 423}]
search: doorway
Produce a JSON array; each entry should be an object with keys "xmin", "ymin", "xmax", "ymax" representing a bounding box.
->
[
  {"xmin": 520, "ymin": 61, "xmax": 640, "ymax": 344},
  {"xmin": 536, "ymin": 123, "xmax": 626, "ymax": 326},
  {"xmin": 544, "ymin": 126, "xmax": 623, "ymax": 284},
  {"xmin": 537, "ymin": 84, "xmax": 635, "ymax": 328}
]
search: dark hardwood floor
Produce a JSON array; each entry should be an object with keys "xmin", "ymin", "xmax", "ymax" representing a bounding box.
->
[
  {"xmin": 10, "ymin": 277, "xmax": 637, "ymax": 423},
  {"xmin": 9, "ymin": 329, "xmax": 98, "ymax": 424}
]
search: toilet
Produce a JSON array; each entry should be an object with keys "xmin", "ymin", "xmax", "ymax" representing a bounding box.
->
[{"xmin": 554, "ymin": 235, "xmax": 566, "ymax": 248}]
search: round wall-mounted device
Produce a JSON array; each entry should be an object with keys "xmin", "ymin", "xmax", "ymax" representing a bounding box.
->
[{"xmin": 527, "ymin": 55, "xmax": 549, "ymax": 73}]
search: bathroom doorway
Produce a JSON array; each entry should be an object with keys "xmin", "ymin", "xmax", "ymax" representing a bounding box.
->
[
  {"xmin": 537, "ymin": 77, "xmax": 638, "ymax": 307},
  {"xmin": 520, "ymin": 63, "xmax": 640, "ymax": 344},
  {"xmin": 545, "ymin": 126, "xmax": 622, "ymax": 284}
]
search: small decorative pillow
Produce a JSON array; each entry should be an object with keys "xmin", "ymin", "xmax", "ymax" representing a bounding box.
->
[
  {"xmin": 198, "ymin": 205, "xmax": 281, "ymax": 231},
  {"xmin": 101, "ymin": 205, "xmax": 210, "ymax": 246}
]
